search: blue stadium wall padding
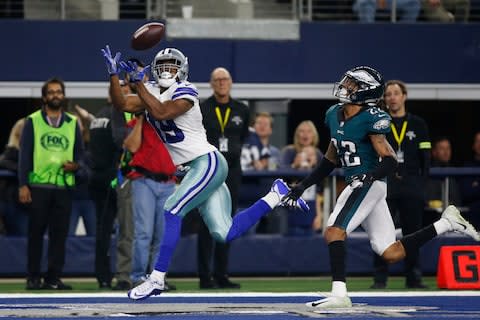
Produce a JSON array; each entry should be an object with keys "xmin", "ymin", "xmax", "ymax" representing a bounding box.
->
[
  {"xmin": 0, "ymin": 233, "xmax": 477, "ymax": 276},
  {"xmin": 1, "ymin": 20, "xmax": 479, "ymax": 83}
]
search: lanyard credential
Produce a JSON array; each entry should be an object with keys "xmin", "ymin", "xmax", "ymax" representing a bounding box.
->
[
  {"xmin": 391, "ymin": 121, "xmax": 408, "ymax": 148},
  {"xmin": 215, "ymin": 106, "xmax": 231, "ymax": 152},
  {"xmin": 215, "ymin": 106, "xmax": 231, "ymax": 135},
  {"xmin": 391, "ymin": 121, "xmax": 408, "ymax": 163}
]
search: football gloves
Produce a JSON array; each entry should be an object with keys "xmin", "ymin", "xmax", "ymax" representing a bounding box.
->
[
  {"xmin": 350, "ymin": 173, "xmax": 374, "ymax": 189},
  {"xmin": 281, "ymin": 183, "xmax": 306, "ymax": 209},
  {"xmin": 101, "ymin": 45, "xmax": 122, "ymax": 76},
  {"xmin": 120, "ymin": 60, "xmax": 151, "ymax": 83}
]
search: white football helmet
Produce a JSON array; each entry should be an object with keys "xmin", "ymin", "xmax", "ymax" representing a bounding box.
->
[{"xmin": 152, "ymin": 48, "xmax": 189, "ymax": 88}]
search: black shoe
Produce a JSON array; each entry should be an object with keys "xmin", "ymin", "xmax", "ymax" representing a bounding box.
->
[
  {"xmin": 98, "ymin": 281, "xmax": 111, "ymax": 289},
  {"xmin": 370, "ymin": 282, "xmax": 386, "ymax": 289},
  {"xmin": 215, "ymin": 277, "xmax": 241, "ymax": 289},
  {"xmin": 26, "ymin": 277, "xmax": 42, "ymax": 290},
  {"xmin": 406, "ymin": 282, "xmax": 428, "ymax": 289},
  {"xmin": 42, "ymin": 278, "xmax": 72, "ymax": 290},
  {"xmin": 199, "ymin": 278, "xmax": 219, "ymax": 289},
  {"xmin": 164, "ymin": 281, "xmax": 177, "ymax": 291},
  {"xmin": 112, "ymin": 280, "xmax": 131, "ymax": 291}
]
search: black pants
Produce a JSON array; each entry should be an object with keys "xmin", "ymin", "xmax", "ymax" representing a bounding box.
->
[
  {"xmin": 373, "ymin": 176, "xmax": 425, "ymax": 285},
  {"xmin": 27, "ymin": 187, "xmax": 72, "ymax": 281},
  {"xmin": 89, "ymin": 181, "xmax": 117, "ymax": 285},
  {"xmin": 197, "ymin": 163, "xmax": 241, "ymax": 281}
]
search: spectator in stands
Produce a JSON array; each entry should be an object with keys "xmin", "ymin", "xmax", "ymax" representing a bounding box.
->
[
  {"xmin": 353, "ymin": 0, "xmax": 420, "ymax": 22},
  {"xmin": 371, "ymin": 79, "xmax": 431, "ymax": 289},
  {"xmin": 281, "ymin": 120, "xmax": 323, "ymax": 170},
  {"xmin": 0, "ymin": 118, "xmax": 28, "ymax": 236},
  {"xmin": 19, "ymin": 77, "xmax": 86, "ymax": 290},
  {"xmin": 425, "ymin": 137, "xmax": 462, "ymax": 215},
  {"xmin": 198, "ymin": 67, "xmax": 250, "ymax": 289},
  {"xmin": 241, "ymin": 112, "xmax": 280, "ymax": 171},
  {"xmin": 281, "ymin": 120, "xmax": 324, "ymax": 236},
  {"xmin": 421, "ymin": 0, "xmax": 470, "ymax": 22},
  {"xmin": 123, "ymin": 112, "xmax": 176, "ymax": 288},
  {"xmin": 240, "ymin": 112, "xmax": 282, "ymax": 234},
  {"xmin": 68, "ymin": 105, "xmax": 96, "ymax": 236},
  {"xmin": 88, "ymin": 81, "xmax": 129, "ymax": 289},
  {"xmin": 460, "ymin": 131, "xmax": 480, "ymax": 229}
]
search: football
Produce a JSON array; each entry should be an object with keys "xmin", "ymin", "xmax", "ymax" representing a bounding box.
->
[{"xmin": 130, "ymin": 22, "xmax": 165, "ymax": 50}]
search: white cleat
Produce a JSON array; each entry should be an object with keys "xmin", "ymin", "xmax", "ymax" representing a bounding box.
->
[
  {"xmin": 306, "ymin": 295, "xmax": 352, "ymax": 308},
  {"xmin": 442, "ymin": 205, "xmax": 480, "ymax": 241},
  {"xmin": 127, "ymin": 276, "xmax": 165, "ymax": 300}
]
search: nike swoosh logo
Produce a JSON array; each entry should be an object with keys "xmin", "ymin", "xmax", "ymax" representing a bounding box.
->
[
  {"xmin": 310, "ymin": 301, "xmax": 323, "ymax": 307},
  {"xmin": 128, "ymin": 291, "xmax": 144, "ymax": 300},
  {"xmin": 458, "ymin": 222, "xmax": 467, "ymax": 230}
]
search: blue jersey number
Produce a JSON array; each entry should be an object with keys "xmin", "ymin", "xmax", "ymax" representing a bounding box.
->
[
  {"xmin": 158, "ymin": 120, "xmax": 185, "ymax": 143},
  {"xmin": 148, "ymin": 114, "xmax": 185, "ymax": 144}
]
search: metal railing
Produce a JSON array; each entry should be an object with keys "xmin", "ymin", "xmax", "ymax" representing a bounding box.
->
[{"xmin": 0, "ymin": 0, "xmax": 478, "ymax": 22}]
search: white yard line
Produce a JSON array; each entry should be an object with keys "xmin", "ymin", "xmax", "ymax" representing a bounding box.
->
[{"xmin": 0, "ymin": 291, "xmax": 479, "ymax": 299}]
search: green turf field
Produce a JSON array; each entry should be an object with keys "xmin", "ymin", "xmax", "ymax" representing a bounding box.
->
[{"xmin": 0, "ymin": 276, "xmax": 439, "ymax": 293}]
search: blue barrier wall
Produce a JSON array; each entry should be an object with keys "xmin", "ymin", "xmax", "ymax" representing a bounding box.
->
[
  {"xmin": 2, "ymin": 20, "xmax": 479, "ymax": 83},
  {"xmin": 0, "ymin": 234, "xmax": 477, "ymax": 276}
]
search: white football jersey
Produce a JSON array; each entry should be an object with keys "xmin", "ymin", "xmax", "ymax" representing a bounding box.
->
[{"xmin": 144, "ymin": 81, "xmax": 217, "ymax": 165}]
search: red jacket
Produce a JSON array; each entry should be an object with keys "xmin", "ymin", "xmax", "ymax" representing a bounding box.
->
[{"xmin": 126, "ymin": 118, "xmax": 176, "ymax": 181}]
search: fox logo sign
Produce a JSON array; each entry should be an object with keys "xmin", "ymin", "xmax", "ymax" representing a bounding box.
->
[{"xmin": 40, "ymin": 132, "xmax": 70, "ymax": 152}]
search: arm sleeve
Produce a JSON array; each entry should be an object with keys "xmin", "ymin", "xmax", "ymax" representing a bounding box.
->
[
  {"xmin": 371, "ymin": 156, "xmax": 397, "ymax": 180},
  {"xmin": 17, "ymin": 118, "xmax": 34, "ymax": 187},
  {"xmin": 300, "ymin": 157, "xmax": 336, "ymax": 190}
]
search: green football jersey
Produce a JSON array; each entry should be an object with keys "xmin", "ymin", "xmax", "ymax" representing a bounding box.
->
[{"xmin": 325, "ymin": 103, "xmax": 391, "ymax": 181}]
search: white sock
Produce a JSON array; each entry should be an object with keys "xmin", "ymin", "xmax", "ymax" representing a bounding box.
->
[
  {"xmin": 331, "ymin": 281, "xmax": 347, "ymax": 297},
  {"xmin": 434, "ymin": 218, "xmax": 452, "ymax": 235},
  {"xmin": 261, "ymin": 191, "xmax": 281, "ymax": 209},
  {"xmin": 150, "ymin": 270, "xmax": 166, "ymax": 283}
]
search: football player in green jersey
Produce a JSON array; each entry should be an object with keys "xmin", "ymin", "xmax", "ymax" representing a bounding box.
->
[{"xmin": 283, "ymin": 66, "xmax": 480, "ymax": 308}]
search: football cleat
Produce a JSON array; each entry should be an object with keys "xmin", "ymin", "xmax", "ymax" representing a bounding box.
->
[
  {"xmin": 306, "ymin": 295, "xmax": 352, "ymax": 308},
  {"xmin": 127, "ymin": 275, "xmax": 165, "ymax": 300},
  {"xmin": 442, "ymin": 205, "xmax": 480, "ymax": 241},
  {"xmin": 271, "ymin": 179, "xmax": 310, "ymax": 212}
]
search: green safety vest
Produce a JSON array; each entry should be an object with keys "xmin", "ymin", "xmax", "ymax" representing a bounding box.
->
[{"xmin": 28, "ymin": 110, "xmax": 77, "ymax": 187}]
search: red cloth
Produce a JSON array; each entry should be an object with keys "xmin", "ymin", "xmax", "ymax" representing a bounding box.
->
[{"xmin": 126, "ymin": 118, "xmax": 176, "ymax": 180}]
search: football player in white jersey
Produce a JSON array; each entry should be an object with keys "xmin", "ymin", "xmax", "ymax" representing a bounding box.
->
[{"xmin": 101, "ymin": 45, "xmax": 309, "ymax": 300}]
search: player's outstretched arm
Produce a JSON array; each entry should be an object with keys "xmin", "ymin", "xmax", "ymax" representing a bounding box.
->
[
  {"xmin": 101, "ymin": 45, "xmax": 144, "ymax": 113},
  {"xmin": 283, "ymin": 141, "xmax": 338, "ymax": 207},
  {"xmin": 119, "ymin": 60, "xmax": 194, "ymax": 120},
  {"xmin": 136, "ymin": 83, "xmax": 193, "ymax": 120}
]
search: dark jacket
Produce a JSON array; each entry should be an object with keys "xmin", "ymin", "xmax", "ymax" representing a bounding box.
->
[{"xmin": 200, "ymin": 96, "xmax": 250, "ymax": 166}]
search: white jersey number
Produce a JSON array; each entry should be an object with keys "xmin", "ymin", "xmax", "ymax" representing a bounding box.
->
[{"xmin": 332, "ymin": 138, "xmax": 361, "ymax": 167}]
